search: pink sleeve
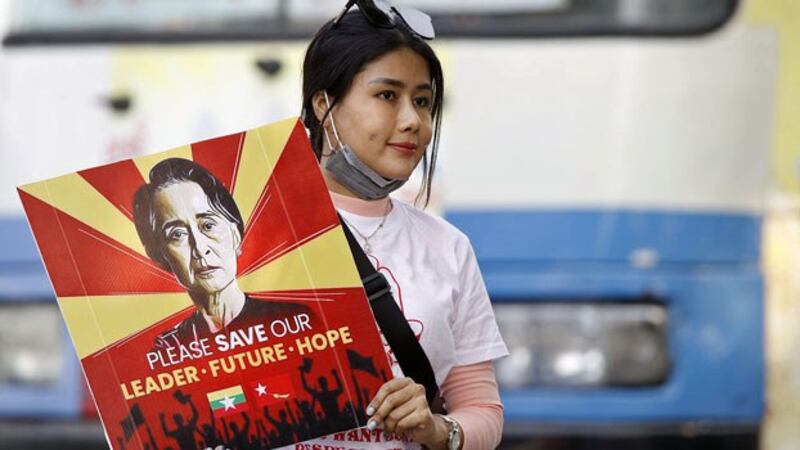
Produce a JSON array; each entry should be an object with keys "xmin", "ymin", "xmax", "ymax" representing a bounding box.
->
[{"xmin": 440, "ymin": 362, "xmax": 504, "ymax": 450}]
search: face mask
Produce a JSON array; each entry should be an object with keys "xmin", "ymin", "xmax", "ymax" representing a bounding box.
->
[{"xmin": 322, "ymin": 92, "xmax": 408, "ymax": 200}]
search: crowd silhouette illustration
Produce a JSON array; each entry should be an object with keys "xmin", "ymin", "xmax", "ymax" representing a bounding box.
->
[{"xmin": 114, "ymin": 353, "xmax": 387, "ymax": 450}]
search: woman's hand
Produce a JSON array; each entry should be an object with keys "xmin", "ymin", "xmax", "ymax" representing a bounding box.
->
[{"xmin": 366, "ymin": 378, "xmax": 449, "ymax": 449}]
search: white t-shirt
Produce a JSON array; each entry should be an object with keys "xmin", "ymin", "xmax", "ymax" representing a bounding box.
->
[{"xmin": 286, "ymin": 198, "xmax": 508, "ymax": 450}]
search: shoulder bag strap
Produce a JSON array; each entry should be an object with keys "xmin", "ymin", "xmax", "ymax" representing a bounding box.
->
[{"xmin": 338, "ymin": 217, "xmax": 444, "ymax": 412}]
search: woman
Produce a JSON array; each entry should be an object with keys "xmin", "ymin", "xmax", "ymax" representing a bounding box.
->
[
  {"xmin": 132, "ymin": 158, "xmax": 310, "ymax": 347},
  {"xmin": 297, "ymin": 1, "xmax": 509, "ymax": 449}
]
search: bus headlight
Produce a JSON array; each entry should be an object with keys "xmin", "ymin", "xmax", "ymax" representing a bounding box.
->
[
  {"xmin": 494, "ymin": 302, "xmax": 670, "ymax": 388},
  {"xmin": 0, "ymin": 303, "xmax": 63, "ymax": 385}
]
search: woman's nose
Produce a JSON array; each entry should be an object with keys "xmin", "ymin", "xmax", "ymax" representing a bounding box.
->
[
  {"xmin": 190, "ymin": 231, "xmax": 212, "ymax": 259},
  {"xmin": 398, "ymin": 98, "xmax": 421, "ymax": 133}
]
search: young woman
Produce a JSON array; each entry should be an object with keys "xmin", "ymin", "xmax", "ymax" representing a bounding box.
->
[{"xmin": 298, "ymin": 2, "xmax": 509, "ymax": 449}]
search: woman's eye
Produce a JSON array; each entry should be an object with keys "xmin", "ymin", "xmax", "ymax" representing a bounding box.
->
[
  {"xmin": 201, "ymin": 220, "xmax": 218, "ymax": 232},
  {"xmin": 414, "ymin": 97, "xmax": 432, "ymax": 109},
  {"xmin": 378, "ymin": 91, "xmax": 396, "ymax": 101},
  {"xmin": 167, "ymin": 229, "xmax": 187, "ymax": 241}
]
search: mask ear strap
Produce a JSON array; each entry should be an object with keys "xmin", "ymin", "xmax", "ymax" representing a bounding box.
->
[
  {"xmin": 323, "ymin": 92, "xmax": 345, "ymax": 152},
  {"xmin": 322, "ymin": 130, "xmax": 335, "ymax": 156}
]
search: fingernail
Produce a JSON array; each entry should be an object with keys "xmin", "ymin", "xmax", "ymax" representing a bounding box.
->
[
  {"xmin": 366, "ymin": 405, "xmax": 375, "ymax": 416},
  {"xmin": 367, "ymin": 419, "xmax": 377, "ymax": 431}
]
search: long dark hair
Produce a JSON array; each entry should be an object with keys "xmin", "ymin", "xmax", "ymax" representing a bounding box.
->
[{"xmin": 301, "ymin": 10, "xmax": 444, "ymax": 206}]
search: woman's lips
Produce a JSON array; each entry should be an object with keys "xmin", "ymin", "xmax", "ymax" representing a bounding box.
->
[
  {"xmin": 388, "ymin": 142, "xmax": 417, "ymax": 156},
  {"xmin": 195, "ymin": 266, "xmax": 220, "ymax": 278}
]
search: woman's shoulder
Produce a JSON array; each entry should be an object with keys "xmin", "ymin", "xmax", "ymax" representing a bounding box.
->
[
  {"xmin": 393, "ymin": 199, "xmax": 471, "ymax": 247},
  {"xmin": 242, "ymin": 296, "xmax": 314, "ymax": 317}
]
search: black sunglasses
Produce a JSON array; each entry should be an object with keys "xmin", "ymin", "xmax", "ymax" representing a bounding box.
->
[{"xmin": 333, "ymin": 0, "xmax": 435, "ymax": 40}]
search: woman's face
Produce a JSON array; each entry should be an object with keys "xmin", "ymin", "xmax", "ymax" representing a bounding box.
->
[
  {"xmin": 152, "ymin": 181, "xmax": 240, "ymax": 296},
  {"xmin": 323, "ymin": 47, "xmax": 434, "ymax": 181}
]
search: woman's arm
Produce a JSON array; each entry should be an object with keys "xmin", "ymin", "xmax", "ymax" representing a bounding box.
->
[
  {"xmin": 440, "ymin": 361, "xmax": 504, "ymax": 450},
  {"xmin": 366, "ymin": 361, "xmax": 503, "ymax": 450}
]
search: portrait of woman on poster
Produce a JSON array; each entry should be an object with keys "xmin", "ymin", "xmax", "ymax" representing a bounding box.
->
[
  {"xmin": 132, "ymin": 158, "xmax": 310, "ymax": 348},
  {"xmin": 292, "ymin": 1, "xmax": 510, "ymax": 449}
]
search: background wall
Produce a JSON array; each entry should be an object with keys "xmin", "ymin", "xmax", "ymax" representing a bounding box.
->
[{"xmin": 746, "ymin": 1, "xmax": 800, "ymax": 449}]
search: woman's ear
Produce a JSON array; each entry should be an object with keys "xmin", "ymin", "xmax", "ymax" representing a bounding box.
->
[
  {"xmin": 312, "ymin": 90, "xmax": 332, "ymax": 123},
  {"xmin": 232, "ymin": 224, "xmax": 243, "ymax": 256}
]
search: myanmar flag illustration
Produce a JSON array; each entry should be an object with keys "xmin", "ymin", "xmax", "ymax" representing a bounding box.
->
[
  {"xmin": 250, "ymin": 373, "xmax": 296, "ymax": 406},
  {"xmin": 208, "ymin": 386, "xmax": 249, "ymax": 418}
]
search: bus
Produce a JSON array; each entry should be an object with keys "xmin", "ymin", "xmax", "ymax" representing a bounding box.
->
[{"xmin": 0, "ymin": 0, "xmax": 779, "ymax": 448}]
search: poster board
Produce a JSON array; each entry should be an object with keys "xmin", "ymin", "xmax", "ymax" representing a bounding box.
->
[{"xmin": 18, "ymin": 117, "xmax": 391, "ymax": 450}]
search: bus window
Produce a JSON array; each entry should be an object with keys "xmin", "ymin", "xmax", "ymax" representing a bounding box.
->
[{"xmin": 4, "ymin": 0, "xmax": 738, "ymax": 46}]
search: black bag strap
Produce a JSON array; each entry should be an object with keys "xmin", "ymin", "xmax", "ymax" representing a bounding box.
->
[{"xmin": 339, "ymin": 217, "xmax": 444, "ymax": 412}]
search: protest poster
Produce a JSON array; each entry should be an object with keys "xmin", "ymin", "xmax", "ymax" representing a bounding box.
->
[{"xmin": 18, "ymin": 117, "xmax": 392, "ymax": 449}]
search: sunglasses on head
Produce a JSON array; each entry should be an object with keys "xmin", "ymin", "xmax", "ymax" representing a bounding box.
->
[{"xmin": 333, "ymin": 0, "xmax": 435, "ymax": 40}]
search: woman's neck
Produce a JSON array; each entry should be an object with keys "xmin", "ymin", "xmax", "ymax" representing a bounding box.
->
[
  {"xmin": 323, "ymin": 166, "xmax": 391, "ymax": 217},
  {"xmin": 330, "ymin": 190, "xmax": 391, "ymax": 217},
  {"xmin": 190, "ymin": 283, "xmax": 246, "ymax": 332}
]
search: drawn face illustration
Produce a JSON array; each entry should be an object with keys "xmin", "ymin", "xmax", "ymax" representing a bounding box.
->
[{"xmin": 152, "ymin": 181, "xmax": 241, "ymax": 296}]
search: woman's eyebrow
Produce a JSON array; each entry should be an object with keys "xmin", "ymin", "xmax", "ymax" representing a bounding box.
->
[
  {"xmin": 161, "ymin": 219, "xmax": 185, "ymax": 232},
  {"xmin": 196, "ymin": 211, "xmax": 220, "ymax": 220},
  {"xmin": 160, "ymin": 211, "xmax": 218, "ymax": 232},
  {"xmin": 367, "ymin": 77, "xmax": 432, "ymax": 92}
]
